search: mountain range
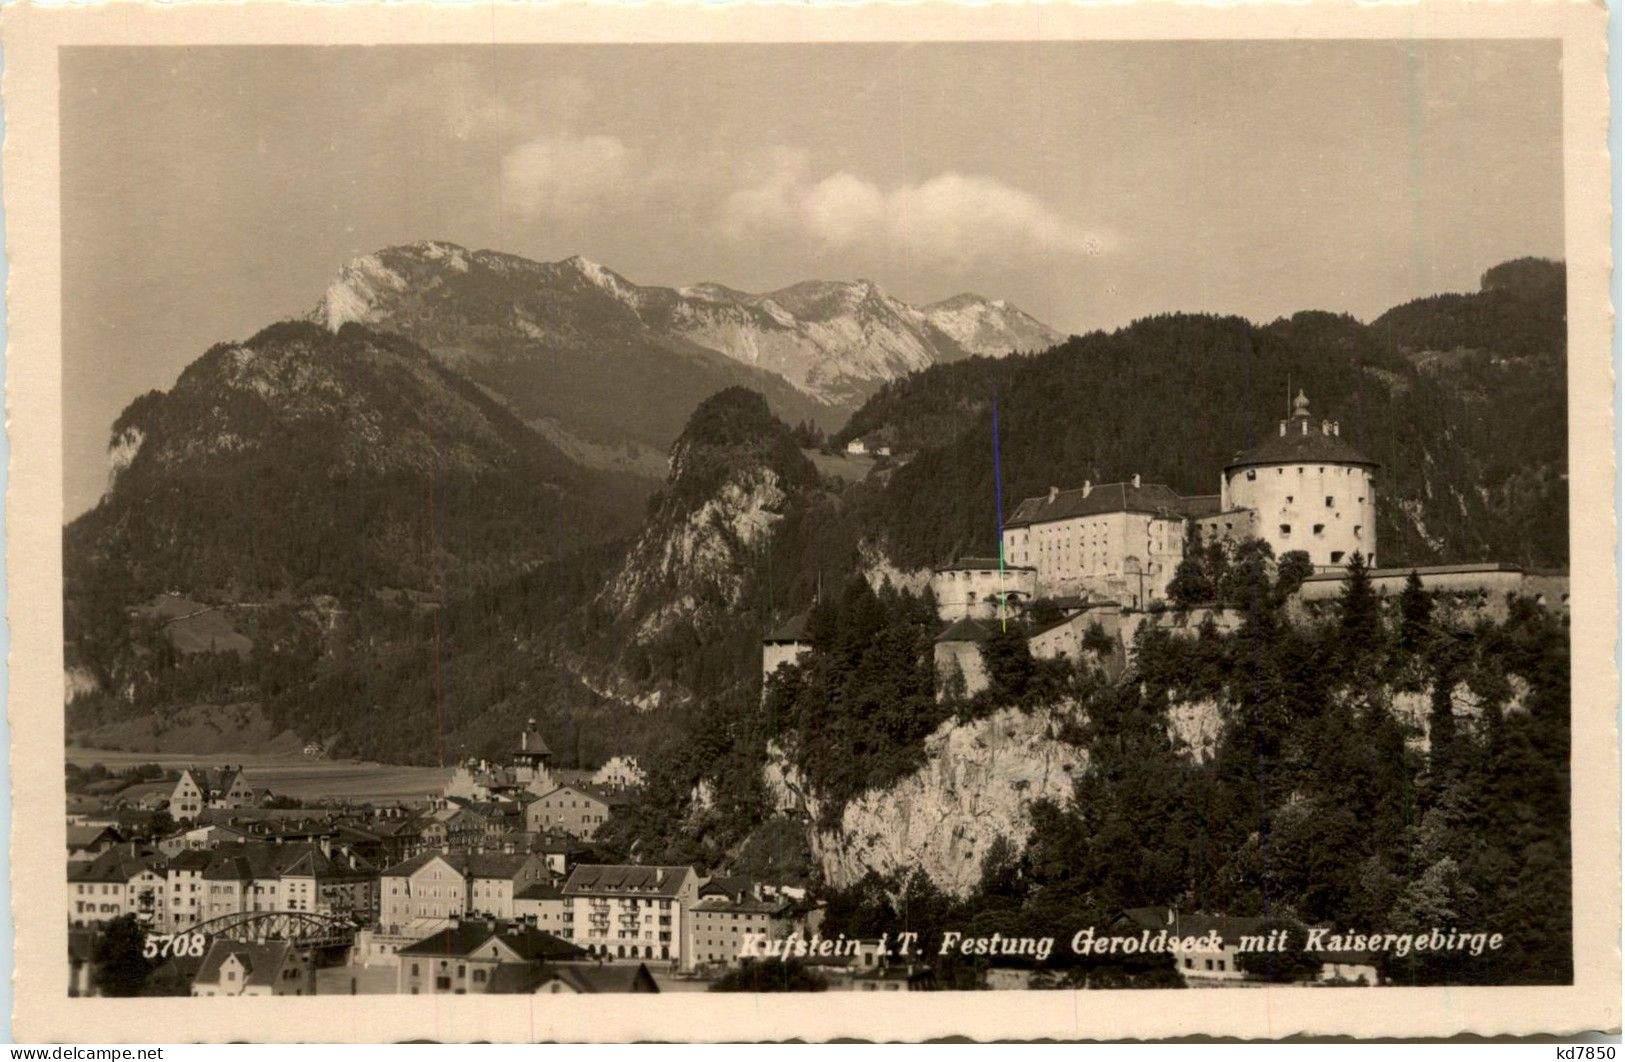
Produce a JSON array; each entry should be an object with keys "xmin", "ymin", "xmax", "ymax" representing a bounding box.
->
[
  {"xmin": 63, "ymin": 251, "xmax": 1567, "ymax": 770},
  {"xmin": 307, "ymin": 241, "xmax": 1059, "ymax": 477}
]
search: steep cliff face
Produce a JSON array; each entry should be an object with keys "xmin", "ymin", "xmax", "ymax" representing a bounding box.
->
[
  {"xmin": 793, "ymin": 705, "xmax": 1088, "ymax": 898},
  {"xmin": 1165, "ymin": 697, "xmax": 1224, "ymax": 761},
  {"xmin": 856, "ymin": 540, "xmax": 931, "ymax": 595},
  {"xmin": 604, "ymin": 466, "xmax": 790, "ymax": 644}
]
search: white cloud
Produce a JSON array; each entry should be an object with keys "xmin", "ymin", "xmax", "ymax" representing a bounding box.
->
[
  {"xmin": 891, "ymin": 173, "xmax": 1105, "ymax": 261},
  {"xmin": 375, "ymin": 64, "xmax": 647, "ymax": 221},
  {"xmin": 722, "ymin": 151, "xmax": 1104, "ymax": 266},
  {"xmin": 500, "ymin": 134, "xmax": 634, "ymax": 217}
]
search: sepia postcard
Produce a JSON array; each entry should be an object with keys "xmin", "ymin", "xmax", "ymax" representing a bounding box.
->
[{"xmin": 3, "ymin": 0, "xmax": 1618, "ymax": 1043}]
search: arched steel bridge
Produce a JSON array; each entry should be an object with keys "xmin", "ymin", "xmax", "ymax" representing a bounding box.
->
[{"xmin": 187, "ymin": 910, "xmax": 358, "ymax": 948}]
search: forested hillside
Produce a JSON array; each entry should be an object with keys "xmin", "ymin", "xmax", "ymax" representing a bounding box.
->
[
  {"xmin": 65, "ymin": 259, "xmax": 1570, "ymax": 805},
  {"xmin": 616, "ymin": 555, "xmax": 1572, "ymax": 987}
]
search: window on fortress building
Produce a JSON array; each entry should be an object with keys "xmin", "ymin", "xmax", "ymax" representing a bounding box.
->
[
  {"xmin": 1246, "ymin": 470, "xmax": 1256, "ymax": 480},
  {"xmin": 1285, "ymin": 495, "xmax": 1293, "ymax": 504},
  {"xmin": 1326, "ymin": 496, "xmax": 1335, "ymax": 506},
  {"xmin": 1313, "ymin": 525, "xmax": 1325, "ymax": 536},
  {"xmin": 1279, "ymin": 524, "xmax": 1291, "ymax": 537},
  {"xmin": 1331, "ymin": 551, "xmax": 1345, "ymax": 564}
]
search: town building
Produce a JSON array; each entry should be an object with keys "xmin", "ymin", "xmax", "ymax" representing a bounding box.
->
[
  {"xmin": 761, "ymin": 611, "xmax": 814, "ymax": 686},
  {"xmin": 379, "ymin": 852, "xmax": 471, "ymax": 934},
  {"xmin": 378, "ymin": 850, "xmax": 551, "ymax": 931},
  {"xmin": 66, "ymin": 825, "xmax": 124, "ymax": 863},
  {"xmin": 690, "ymin": 880, "xmax": 794, "ymax": 968},
  {"xmin": 1120, "ymin": 907, "xmax": 1261, "ymax": 985},
  {"xmin": 67, "ymin": 844, "xmax": 167, "ymax": 927},
  {"xmin": 168, "ymin": 767, "xmax": 259, "ymax": 822},
  {"xmin": 524, "ymin": 784, "xmax": 618, "ymax": 839},
  {"xmin": 514, "ymin": 882, "xmax": 569, "ymax": 936},
  {"xmin": 521, "ymin": 963, "xmax": 660, "ymax": 994},
  {"xmin": 442, "ymin": 721, "xmax": 644, "ymax": 812},
  {"xmin": 427, "ymin": 804, "xmax": 490, "ymax": 850},
  {"xmin": 560, "ymin": 864, "xmax": 703, "ymax": 968},
  {"xmin": 190, "ymin": 940, "xmax": 313, "ymax": 997},
  {"xmin": 157, "ymin": 822, "xmax": 252, "ymax": 857},
  {"xmin": 466, "ymin": 853, "xmax": 554, "ymax": 920},
  {"xmin": 592, "ymin": 755, "xmax": 647, "ymax": 790},
  {"xmin": 195, "ymin": 842, "xmax": 375, "ymax": 923},
  {"xmin": 395, "ymin": 921, "xmax": 584, "ymax": 995},
  {"xmin": 163, "ymin": 849, "xmax": 213, "ymax": 933}
]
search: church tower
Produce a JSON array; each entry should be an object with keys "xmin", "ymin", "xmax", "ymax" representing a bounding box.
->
[
  {"xmin": 513, "ymin": 718, "xmax": 554, "ymax": 791},
  {"xmin": 1220, "ymin": 390, "xmax": 1378, "ymax": 570}
]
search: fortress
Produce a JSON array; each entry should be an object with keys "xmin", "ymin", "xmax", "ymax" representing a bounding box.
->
[{"xmin": 763, "ymin": 390, "xmax": 1567, "ymax": 698}]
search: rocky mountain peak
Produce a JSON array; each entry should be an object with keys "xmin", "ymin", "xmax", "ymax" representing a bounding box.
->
[
  {"xmin": 600, "ymin": 388, "xmax": 816, "ymax": 651},
  {"xmin": 921, "ymin": 291, "xmax": 1064, "ymax": 357},
  {"xmin": 303, "ymin": 241, "xmax": 1063, "ymax": 456}
]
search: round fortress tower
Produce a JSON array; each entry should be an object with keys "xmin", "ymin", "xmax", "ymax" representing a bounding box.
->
[{"xmin": 1220, "ymin": 390, "xmax": 1378, "ymax": 570}]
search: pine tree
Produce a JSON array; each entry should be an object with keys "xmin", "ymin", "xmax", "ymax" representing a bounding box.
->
[
  {"xmin": 1399, "ymin": 569, "xmax": 1433, "ymax": 651},
  {"xmin": 1273, "ymin": 550, "xmax": 1315, "ymax": 603},
  {"xmin": 1337, "ymin": 551, "xmax": 1382, "ymax": 652},
  {"xmin": 1427, "ymin": 663, "xmax": 1459, "ymax": 776},
  {"xmin": 1168, "ymin": 524, "xmax": 1217, "ymax": 608}
]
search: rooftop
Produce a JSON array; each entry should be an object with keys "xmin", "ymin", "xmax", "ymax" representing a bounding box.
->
[
  {"xmin": 563, "ymin": 864, "xmax": 693, "ymax": 898},
  {"xmin": 484, "ymin": 961, "xmax": 658, "ymax": 994},
  {"xmin": 397, "ymin": 922, "xmax": 583, "ymax": 962},
  {"xmin": 764, "ymin": 610, "xmax": 812, "ymax": 644},
  {"xmin": 934, "ymin": 617, "xmax": 995, "ymax": 644},
  {"xmin": 1299, "ymin": 562, "xmax": 1527, "ymax": 584},
  {"xmin": 1225, "ymin": 394, "xmax": 1375, "ymax": 471},
  {"xmin": 933, "ymin": 556, "xmax": 1036, "ymax": 573},
  {"xmin": 1121, "ymin": 906, "xmax": 1270, "ymax": 946},
  {"xmin": 1004, "ymin": 481, "xmax": 1193, "ymax": 529},
  {"xmin": 193, "ymin": 940, "xmax": 294, "ymax": 988}
]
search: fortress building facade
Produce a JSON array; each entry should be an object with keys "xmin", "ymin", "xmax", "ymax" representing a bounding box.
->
[{"xmin": 996, "ymin": 391, "xmax": 1376, "ymax": 610}]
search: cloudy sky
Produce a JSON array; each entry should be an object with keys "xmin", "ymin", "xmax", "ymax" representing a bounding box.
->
[{"xmin": 61, "ymin": 41, "xmax": 1564, "ymax": 517}]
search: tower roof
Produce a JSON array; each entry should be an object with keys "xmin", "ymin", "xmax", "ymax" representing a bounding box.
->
[
  {"xmin": 515, "ymin": 720, "xmax": 551, "ymax": 758},
  {"xmin": 764, "ymin": 610, "xmax": 812, "ymax": 644},
  {"xmin": 1224, "ymin": 392, "xmax": 1376, "ymax": 471}
]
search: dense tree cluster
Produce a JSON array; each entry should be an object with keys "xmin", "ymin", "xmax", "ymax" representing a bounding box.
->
[
  {"xmin": 709, "ymin": 959, "xmax": 829, "ymax": 992},
  {"xmin": 814, "ymin": 559, "xmax": 1571, "ymax": 987}
]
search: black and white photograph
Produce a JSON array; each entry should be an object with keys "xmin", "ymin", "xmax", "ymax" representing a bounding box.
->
[{"xmin": 5, "ymin": 0, "xmax": 1617, "ymax": 1043}]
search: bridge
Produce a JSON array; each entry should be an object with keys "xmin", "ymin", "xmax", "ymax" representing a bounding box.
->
[{"xmin": 187, "ymin": 910, "xmax": 359, "ymax": 950}]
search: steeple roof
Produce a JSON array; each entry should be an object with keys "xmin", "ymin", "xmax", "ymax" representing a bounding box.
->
[{"xmin": 515, "ymin": 719, "xmax": 551, "ymax": 758}]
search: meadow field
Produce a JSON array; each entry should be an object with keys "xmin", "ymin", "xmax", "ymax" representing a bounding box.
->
[{"xmin": 66, "ymin": 747, "xmax": 453, "ymax": 802}]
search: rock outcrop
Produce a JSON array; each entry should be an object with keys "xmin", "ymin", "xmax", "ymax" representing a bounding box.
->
[{"xmin": 800, "ymin": 705, "xmax": 1087, "ymax": 898}]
